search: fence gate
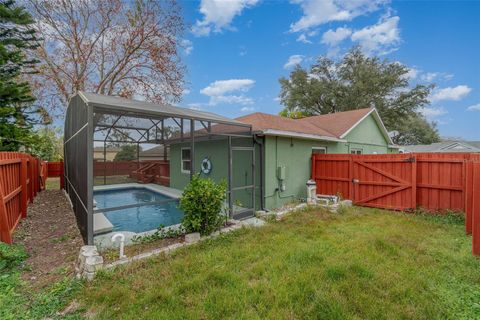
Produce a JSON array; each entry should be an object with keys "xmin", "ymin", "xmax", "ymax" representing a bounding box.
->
[{"xmin": 352, "ymin": 155, "xmax": 416, "ymax": 211}]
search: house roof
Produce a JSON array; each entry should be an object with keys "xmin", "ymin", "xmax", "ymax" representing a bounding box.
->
[
  {"xmin": 404, "ymin": 141, "xmax": 480, "ymax": 153},
  {"xmin": 298, "ymin": 108, "xmax": 373, "ymax": 137},
  {"xmin": 235, "ymin": 107, "xmax": 393, "ymax": 144},
  {"xmin": 139, "ymin": 145, "xmax": 169, "ymax": 157}
]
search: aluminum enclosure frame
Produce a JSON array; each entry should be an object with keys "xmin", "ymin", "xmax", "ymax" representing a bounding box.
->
[{"xmin": 64, "ymin": 92, "xmax": 253, "ymax": 244}]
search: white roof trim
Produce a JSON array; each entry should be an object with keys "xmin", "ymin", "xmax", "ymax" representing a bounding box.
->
[
  {"xmin": 439, "ymin": 142, "xmax": 475, "ymax": 151},
  {"xmin": 339, "ymin": 108, "xmax": 393, "ymax": 145},
  {"xmin": 260, "ymin": 129, "xmax": 346, "ymax": 142}
]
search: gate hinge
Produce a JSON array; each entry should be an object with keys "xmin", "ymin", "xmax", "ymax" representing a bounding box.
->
[{"xmin": 404, "ymin": 157, "xmax": 416, "ymax": 163}]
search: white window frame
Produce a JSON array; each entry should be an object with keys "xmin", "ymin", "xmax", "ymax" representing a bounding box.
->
[
  {"xmin": 312, "ymin": 147, "xmax": 327, "ymax": 154},
  {"xmin": 350, "ymin": 148, "xmax": 363, "ymax": 155},
  {"xmin": 181, "ymin": 147, "xmax": 191, "ymax": 174}
]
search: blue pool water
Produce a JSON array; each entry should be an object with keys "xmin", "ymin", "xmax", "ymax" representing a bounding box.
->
[{"xmin": 94, "ymin": 188, "xmax": 183, "ymax": 233}]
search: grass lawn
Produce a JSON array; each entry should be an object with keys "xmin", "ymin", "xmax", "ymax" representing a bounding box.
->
[
  {"xmin": 79, "ymin": 207, "xmax": 480, "ymax": 319},
  {"xmin": 45, "ymin": 177, "xmax": 60, "ymax": 190}
]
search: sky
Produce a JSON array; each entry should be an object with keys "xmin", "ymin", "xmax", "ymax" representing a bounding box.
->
[{"xmin": 177, "ymin": 0, "xmax": 480, "ymax": 141}]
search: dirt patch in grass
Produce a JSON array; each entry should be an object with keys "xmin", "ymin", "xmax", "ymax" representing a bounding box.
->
[
  {"xmin": 13, "ymin": 190, "xmax": 84, "ymax": 290},
  {"xmin": 101, "ymin": 236, "xmax": 185, "ymax": 264}
]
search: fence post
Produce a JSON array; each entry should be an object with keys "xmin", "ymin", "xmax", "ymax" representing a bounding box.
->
[
  {"xmin": 348, "ymin": 155, "xmax": 354, "ymax": 201},
  {"xmin": 20, "ymin": 159, "xmax": 28, "ymax": 218},
  {"xmin": 28, "ymin": 159, "xmax": 34, "ymax": 203},
  {"xmin": 411, "ymin": 156, "xmax": 417, "ymax": 210},
  {"xmin": 472, "ymin": 162, "xmax": 480, "ymax": 256},
  {"xmin": 0, "ymin": 182, "xmax": 12, "ymax": 244},
  {"xmin": 465, "ymin": 161, "xmax": 474, "ymax": 235}
]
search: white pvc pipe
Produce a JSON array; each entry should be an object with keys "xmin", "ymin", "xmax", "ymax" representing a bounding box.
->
[{"xmin": 111, "ymin": 233, "xmax": 126, "ymax": 259}]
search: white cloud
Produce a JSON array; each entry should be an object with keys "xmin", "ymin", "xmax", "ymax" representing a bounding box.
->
[
  {"xmin": 420, "ymin": 72, "xmax": 454, "ymax": 82},
  {"xmin": 351, "ymin": 15, "xmax": 401, "ymax": 55},
  {"xmin": 321, "ymin": 27, "xmax": 352, "ymax": 46},
  {"xmin": 290, "ymin": 0, "xmax": 386, "ymax": 33},
  {"xmin": 284, "ymin": 55, "xmax": 304, "ymax": 69},
  {"xmin": 188, "ymin": 103, "xmax": 204, "ymax": 110},
  {"xmin": 405, "ymin": 67, "xmax": 419, "ymax": 80},
  {"xmin": 181, "ymin": 39, "xmax": 193, "ymax": 55},
  {"xmin": 297, "ymin": 34, "xmax": 312, "ymax": 44},
  {"xmin": 241, "ymin": 106, "xmax": 255, "ymax": 112},
  {"xmin": 430, "ymin": 85, "xmax": 472, "ymax": 102},
  {"xmin": 200, "ymin": 79, "xmax": 255, "ymax": 105},
  {"xmin": 420, "ymin": 107, "xmax": 448, "ymax": 119},
  {"xmin": 192, "ymin": 0, "xmax": 259, "ymax": 36},
  {"xmin": 467, "ymin": 103, "xmax": 480, "ymax": 111},
  {"xmin": 296, "ymin": 30, "xmax": 319, "ymax": 44}
]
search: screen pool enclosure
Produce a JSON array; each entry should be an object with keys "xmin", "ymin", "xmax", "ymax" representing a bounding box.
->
[{"xmin": 64, "ymin": 92, "xmax": 255, "ymax": 244}]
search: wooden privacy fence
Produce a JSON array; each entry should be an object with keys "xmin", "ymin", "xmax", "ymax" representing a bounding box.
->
[
  {"xmin": 0, "ymin": 152, "xmax": 45, "ymax": 244},
  {"xmin": 46, "ymin": 161, "xmax": 65, "ymax": 189},
  {"xmin": 93, "ymin": 160, "xmax": 170, "ymax": 178},
  {"xmin": 311, "ymin": 152, "xmax": 480, "ymax": 255}
]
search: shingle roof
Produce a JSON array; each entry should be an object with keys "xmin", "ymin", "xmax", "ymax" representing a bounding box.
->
[
  {"xmin": 235, "ymin": 108, "xmax": 375, "ymax": 140},
  {"xmin": 298, "ymin": 108, "xmax": 373, "ymax": 137},
  {"xmin": 404, "ymin": 141, "xmax": 480, "ymax": 153}
]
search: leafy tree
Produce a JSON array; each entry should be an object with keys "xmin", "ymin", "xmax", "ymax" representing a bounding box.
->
[
  {"xmin": 0, "ymin": 0, "xmax": 47, "ymax": 151},
  {"xmin": 278, "ymin": 46, "xmax": 440, "ymax": 145},
  {"xmin": 28, "ymin": 0, "xmax": 186, "ymax": 115},
  {"xmin": 114, "ymin": 144, "xmax": 139, "ymax": 161},
  {"xmin": 391, "ymin": 114, "xmax": 440, "ymax": 145},
  {"xmin": 27, "ymin": 127, "xmax": 63, "ymax": 161}
]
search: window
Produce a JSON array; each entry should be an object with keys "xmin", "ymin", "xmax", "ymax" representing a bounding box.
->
[
  {"xmin": 181, "ymin": 148, "xmax": 191, "ymax": 173},
  {"xmin": 350, "ymin": 148, "xmax": 362, "ymax": 155},
  {"xmin": 312, "ymin": 147, "xmax": 327, "ymax": 154}
]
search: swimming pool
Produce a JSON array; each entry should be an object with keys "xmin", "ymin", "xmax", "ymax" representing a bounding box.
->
[{"xmin": 94, "ymin": 187, "xmax": 184, "ymax": 233}]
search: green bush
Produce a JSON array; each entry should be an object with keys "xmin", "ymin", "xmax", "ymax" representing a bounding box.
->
[{"xmin": 179, "ymin": 174, "xmax": 227, "ymax": 235}]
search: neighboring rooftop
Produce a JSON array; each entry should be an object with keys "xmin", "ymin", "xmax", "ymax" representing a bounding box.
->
[{"xmin": 404, "ymin": 141, "xmax": 480, "ymax": 153}]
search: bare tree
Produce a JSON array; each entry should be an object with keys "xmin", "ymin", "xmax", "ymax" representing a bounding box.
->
[{"xmin": 28, "ymin": 0, "xmax": 185, "ymax": 114}]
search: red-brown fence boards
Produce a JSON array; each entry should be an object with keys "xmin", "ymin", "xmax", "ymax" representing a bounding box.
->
[
  {"xmin": 0, "ymin": 152, "xmax": 44, "ymax": 244},
  {"xmin": 352, "ymin": 154, "xmax": 416, "ymax": 211},
  {"xmin": 312, "ymin": 153, "xmax": 478, "ymax": 212},
  {"xmin": 47, "ymin": 161, "xmax": 65, "ymax": 189}
]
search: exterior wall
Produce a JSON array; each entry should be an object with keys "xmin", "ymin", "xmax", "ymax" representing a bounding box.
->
[
  {"xmin": 93, "ymin": 151, "xmax": 117, "ymax": 161},
  {"xmin": 263, "ymin": 136, "xmax": 338, "ymax": 210},
  {"xmin": 169, "ymin": 137, "xmax": 261, "ymax": 210},
  {"xmin": 343, "ymin": 114, "xmax": 390, "ymax": 154}
]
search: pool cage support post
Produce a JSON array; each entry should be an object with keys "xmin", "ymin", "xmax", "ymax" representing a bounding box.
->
[
  {"xmin": 228, "ymin": 136, "xmax": 233, "ymax": 217},
  {"xmin": 87, "ymin": 105, "xmax": 94, "ymax": 245},
  {"xmin": 190, "ymin": 119, "xmax": 195, "ymax": 181}
]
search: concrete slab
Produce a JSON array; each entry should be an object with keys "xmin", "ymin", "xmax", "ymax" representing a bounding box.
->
[
  {"xmin": 241, "ymin": 217, "xmax": 266, "ymax": 227},
  {"xmin": 93, "ymin": 213, "xmax": 114, "ymax": 235}
]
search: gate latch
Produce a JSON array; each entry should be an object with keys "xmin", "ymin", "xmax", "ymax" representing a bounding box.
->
[
  {"xmin": 352, "ymin": 179, "xmax": 360, "ymax": 184},
  {"xmin": 404, "ymin": 157, "xmax": 416, "ymax": 163}
]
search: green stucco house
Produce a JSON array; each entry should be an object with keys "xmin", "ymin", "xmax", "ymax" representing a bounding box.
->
[{"xmin": 169, "ymin": 107, "xmax": 398, "ymax": 214}]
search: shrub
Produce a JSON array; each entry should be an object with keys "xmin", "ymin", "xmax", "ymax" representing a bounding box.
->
[{"xmin": 179, "ymin": 174, "xmax": 227, "ymax": 235}]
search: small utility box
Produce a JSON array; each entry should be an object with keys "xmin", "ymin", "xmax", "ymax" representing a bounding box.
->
[{"xmin": 277, "ymin": 166, "xmax": 286, "ymax": 180}]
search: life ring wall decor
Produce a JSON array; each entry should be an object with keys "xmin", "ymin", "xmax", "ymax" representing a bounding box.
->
[{"xmin": 201, "ymin": 157, "xmax": 212, "ymax": 175}]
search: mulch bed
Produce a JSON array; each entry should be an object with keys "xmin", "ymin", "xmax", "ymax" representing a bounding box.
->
[{"xmin": 13, "ymin": 189, "xmax": 84, "ymax": 289}]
